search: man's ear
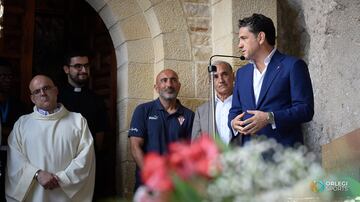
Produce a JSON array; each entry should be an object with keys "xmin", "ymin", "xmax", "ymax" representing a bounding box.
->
[
  {"xmin": 258, "ymin": 32, "xmax": 266, "ymax": 45},
  {"xmin": 63, "ymin": 65, "xmax": 70, "ymax": 74},
  {"xmin": 154, "ymin": 84, "xmax": 159, "ymax": 93},
  {"xmin": 30, "ymin": 94, "xmax": 36, "ymax": 105},
  {"xmin": 54, "ymin": 86, "xmax": 59, "ymax": 96}
]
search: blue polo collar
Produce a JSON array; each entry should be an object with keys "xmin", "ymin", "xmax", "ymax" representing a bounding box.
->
[{"xmin": 155, "ymin": 98, "xmax": 184, "ymax": 114}]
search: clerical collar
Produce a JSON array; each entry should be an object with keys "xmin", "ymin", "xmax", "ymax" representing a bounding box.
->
[
  {"xmin": 74, "ymin": 87, "xmax": 82, "ymax": 92},
  {"xmin": 36, "ymin": 104, "xmax": 61, "ymax": 115}
]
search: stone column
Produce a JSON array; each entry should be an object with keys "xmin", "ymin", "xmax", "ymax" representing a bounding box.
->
[{"xmin": 211, "ymin": 0, "xmax": 277, "ymax": 68}]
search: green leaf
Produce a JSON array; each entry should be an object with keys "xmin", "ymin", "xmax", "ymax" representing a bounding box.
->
[{"xmin": 170, "ymin": 175, "xmax": 203, "ymax": 202}]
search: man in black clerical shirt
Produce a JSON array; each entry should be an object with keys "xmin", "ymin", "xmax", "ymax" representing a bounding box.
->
[{"xmin": 58, "ymin": 50, "xmax": 108, "ymax": 200}]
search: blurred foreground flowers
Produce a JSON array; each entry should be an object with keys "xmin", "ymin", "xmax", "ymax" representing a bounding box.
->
[{"xmin": 134, "ymin": 135, "xmax": 332, "ymax": 202}]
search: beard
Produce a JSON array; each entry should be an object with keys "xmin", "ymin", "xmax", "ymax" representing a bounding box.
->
[
  {"xmin": 69, "ymin": 73, "xmax": 89, "ymax": 86},
  {"xmin": 159, "ymin": 87, "xmax": 178, "ymax": 100}
]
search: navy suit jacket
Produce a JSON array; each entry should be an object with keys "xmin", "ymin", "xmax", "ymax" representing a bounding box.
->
[{"xmin": 228, "ymin": 50, "xmax": 314, "ymax": 146}]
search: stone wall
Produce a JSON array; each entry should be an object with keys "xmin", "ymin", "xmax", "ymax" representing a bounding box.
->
[
  {"xmin": 278, "ymin": 0, "xmax": 360, "ymax": 156},
  {"xmin": 87, "ymin": 0, "xmax": 360, "ymax": 197}
]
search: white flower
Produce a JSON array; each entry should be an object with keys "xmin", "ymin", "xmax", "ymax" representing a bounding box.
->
[{"xmin": 206, "ymin": 138, "xmax": 328, "ymax": 202}]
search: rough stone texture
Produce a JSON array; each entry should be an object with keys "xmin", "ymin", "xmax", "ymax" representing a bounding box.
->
[
  {"xmin": 144, "ymin": 8, "xmax": 162, "ymax": 37},
  {"xmin": 184, "ymin": 0, "xmax": 209, "ymax": 3},
  {"xmin": 152, "ymin": 35, "xmax": 165, "ymax": 63},
  {"xmin": 109, "ymin": 22, "xmax": 123, "ymax": 48},
  {"xmin": 128, "ymin": 62, "xmax": 154, "ymax": 99},
  {"xmin": 278, "ymin": 0, "xmax": 360, "ymax": 157},
  {"xmin": 162, "ymin": 31, "xmax": 192, "ymax": 60},
  {"xmin": 127, "ymin": 38, "xmax": 154, "ymax": 63},
  {"xmin": 117, "ymin": 62, "xmax": 128, "ymax": 101},
  {"xmin": 136, "ymin": 0, "xmax": 152, "ymax": 11},
  {"xmin": 109, "ymin": 0, "xmax": 142, "ymax": 21},
  {"xmin": 211, "ymin": 0, "xmax": 232, "ymax": 42},
  {"xmin": 152, "ymin": 0, "xmax": 188, "ymax": 33},
  {"xmin": 98, "ymin": 3, "xmax": 118, "ymax": 29},
  {"xmin": 180, "ymin": 98, "xmax": 208, "ymax": 112},
  {"xmin": 182, "ymin": 0, "xmax": 212, "ymax": 100},
  {"xmin": 190, "ymin": 32, "xmax": 211, "ymax": 46},
  {"xmin": 119, "ymin": 14, "xmax": 151, "ymax": 40},
  {"xmin": 193, "ymin": 46, "xmax": 212, "ymax": 61},
  {"xmin": 187, "ymin": 18, "xmax": 211, "ymax": 32},
  {"xmin": 183, "ymin": 3, "xmax": 210, "ymax": 17},
  {"xmin": 117, "ymin": 161, "xmax": 136, "ymax": 197},
  {"xmin": 195, "ymin": 62, "xmax": 210, "ymax": 98},
  {"xmin": 277, "ymin": 0, "xmax": 309, "ymax": 59},
  {"xmin": 115, "ymin": 42, "xmax": 128, "ymax": 68}
]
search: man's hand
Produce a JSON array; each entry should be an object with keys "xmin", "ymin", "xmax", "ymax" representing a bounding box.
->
[
  {"xmin": 240, "ymin": 110, "xmax": 269, "ymax": 135},
  {"xmin": 36, "ymin": 170, "xmax": 60, "ymax": 190},
  {"xmin": 231, "ymin": 112, "xmax": 245, "ymax": 134}
]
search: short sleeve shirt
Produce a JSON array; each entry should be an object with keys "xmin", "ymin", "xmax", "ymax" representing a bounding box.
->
[{"xmin": 128, "ymin": 98, "xmax": 194, "ymax": 155}]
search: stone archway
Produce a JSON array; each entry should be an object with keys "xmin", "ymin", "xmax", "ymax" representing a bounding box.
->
[{"xmin": 85, "ymin": 0, "xmax": 195, "ymax": 196}]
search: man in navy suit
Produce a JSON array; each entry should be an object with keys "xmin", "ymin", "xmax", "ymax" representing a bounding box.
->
[{"xmin": 228, "ymin": 13, "xmax": 314, "ymax": 147}]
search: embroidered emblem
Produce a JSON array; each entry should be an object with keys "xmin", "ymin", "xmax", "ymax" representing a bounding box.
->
[
  {"xmin": 178, "ymin": 116, "xmax": 185, "ymax": 125},
  {"xmin": 129, "ymin": 128, "xmax": 139, "ymax": 132},
  {"xmin": 149, "ymin": 115, "xmax": 158, "ymax": 120}
]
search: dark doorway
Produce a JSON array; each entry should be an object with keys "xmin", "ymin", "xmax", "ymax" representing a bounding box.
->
[{"xmin": 1, "ymin": 0, "xmax": 117, "ymax": 199}]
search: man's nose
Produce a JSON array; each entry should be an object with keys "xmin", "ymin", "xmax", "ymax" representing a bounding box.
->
[
  {"xmin": 238, "ymin": 41, "xmax": 243, "ymax": 48},
  {"xmin": 39, "ymin": 89, "xmax": 47, "ymax": 95},
  {"xmin": 79, "ymin": 66, "xmax": 88, "ymax": 72}
]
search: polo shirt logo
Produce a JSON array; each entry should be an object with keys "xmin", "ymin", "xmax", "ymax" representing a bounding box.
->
[
  {"xmin": 178, "ymin": 116, "xmax": 185, "ymax": 125},
  {"xmin": 129, "ymin": 128, "xmax": 139, "ymax": 132},
  {"xmin": 148, "ymin": 115, "xmax": 158, "ymax": 120}
]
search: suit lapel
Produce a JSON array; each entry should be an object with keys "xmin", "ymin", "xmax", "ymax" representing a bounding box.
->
[
  {"xmin": 206, "ymin": 102, "xmax": 216, "ymax": 136},
  {"xmin": 249, "ymin": 67, "xmax": 257, "ymax": 109},
  {"xmin": 256, "ymin": 51, "xmax": 284, "ymax": 108}
]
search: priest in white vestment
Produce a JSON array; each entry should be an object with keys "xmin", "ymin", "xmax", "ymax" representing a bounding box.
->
[{"xmin": 5, "ymin": 75, "xmax": 95, "ymax": 202}]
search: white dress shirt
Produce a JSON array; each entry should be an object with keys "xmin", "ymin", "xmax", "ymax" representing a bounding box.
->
[
  {"xmin": 250, "ymin": 48, "xmax": 276, "ymax": 105},
  {"xmin": 215, "ymin": 95, "xmax": 232, "ymax": 144}
]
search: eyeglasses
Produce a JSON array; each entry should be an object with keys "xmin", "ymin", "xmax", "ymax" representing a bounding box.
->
[
  {"xmin": 31, "ymin": 85, "xmax": 54, "ymax": 96},
  {"xmin": 68, "ymin": 63, "xmax": 90, "ymax": 70}
]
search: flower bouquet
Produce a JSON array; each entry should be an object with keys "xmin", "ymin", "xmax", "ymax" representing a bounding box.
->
[
  {"xmin": 134, "ymin": 135, "xmax": 331, "ymax": 202},
  {"xmin": 134, "ymin": 135, "xmax": 220, "ymax": 202}
]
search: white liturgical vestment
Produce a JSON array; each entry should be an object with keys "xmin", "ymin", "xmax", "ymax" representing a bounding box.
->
[{"xmin": 5, "ymin": 104, "xmax": 95, "ymax": 202}]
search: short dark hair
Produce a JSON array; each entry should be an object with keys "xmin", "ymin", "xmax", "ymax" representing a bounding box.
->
[
  {"xmin": 238, "ymin": 13, "xmax": 276, "ymax": 46},
  {"xmin": 63, "ymin": 49, "xmax": 91, "ymax": 66}
]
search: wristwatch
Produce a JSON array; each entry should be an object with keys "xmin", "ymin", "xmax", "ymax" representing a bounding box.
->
[
  {"xmin": 34, "ymin": 170, "xmax": 41, "ymax": 181},
  {"xmin": 267, "ymin": 112, "xmax": 275, "ymax": 124}
]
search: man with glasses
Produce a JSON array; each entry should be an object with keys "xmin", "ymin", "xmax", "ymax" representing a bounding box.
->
[
  {"xmin": 6, "ymin": 75, "xmax": 95, "ymax": 202},
  {"xmin": 58, "ymin": 50, "xmax": 108, "ymax": 200}
]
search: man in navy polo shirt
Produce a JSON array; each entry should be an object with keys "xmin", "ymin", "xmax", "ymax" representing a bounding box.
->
[{"xmin": 128, "ymin": 69, "xmax": 194, "ymax": 190}]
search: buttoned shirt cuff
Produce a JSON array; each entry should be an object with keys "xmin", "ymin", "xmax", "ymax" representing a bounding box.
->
[{"xmin": 230, "ymin": 119, "xmax": 239, "ymax": 136}]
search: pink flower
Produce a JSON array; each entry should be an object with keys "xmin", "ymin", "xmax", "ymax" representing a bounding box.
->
[
  {"xmin": 142, "ymin": 153, "xmax": 173, "ymax": 191},
  {"xmin": 189, "ymin": 135, "xmax": 221, "ymax": 178},
  {"xmin": 168, "ymin": 141, "xmax": 194, "ymax": 179},
  {"xmin": 168, "ymin": 135, "xmax": 220, "ymax": 179}
]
